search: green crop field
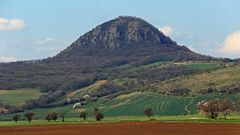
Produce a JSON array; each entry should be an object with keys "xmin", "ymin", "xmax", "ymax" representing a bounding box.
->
[
  {"xmin": 0, "ymin": 89, "xmax": 42, "ymax": 106},
  {"xmin": 184, "ymin": 62, "xmax": 221, "ymax": 70},
  {"xmin": 84, "ymin": 92, "xmax": 240, "ymax": 116},
  {"xmin": 1, "ymin": 92, "xmax": 239, "ymax": 121},
  {"xmin": 129, "ymin": 61, "xmax": 171, "ymax": 72}
]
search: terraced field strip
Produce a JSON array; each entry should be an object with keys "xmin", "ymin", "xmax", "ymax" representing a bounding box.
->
[{"xmin": 184, "ymin": 98, "xmax": 194, "ymax": 114}]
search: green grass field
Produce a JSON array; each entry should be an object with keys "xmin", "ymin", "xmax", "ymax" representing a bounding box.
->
[
  {"xmin": 184, "ymin": 62, "xmax": 221, "ymax": 70},
  {"xmin": 135, "ymin": 61, "xmax": 171, "ymax": 69},
  {"xmin": 0, "ymin": 89, "xmax": 42, "ymax": 106},
  {"xmin": 1, "ymin": 114, "xmax": 240, "ymax": 126}
]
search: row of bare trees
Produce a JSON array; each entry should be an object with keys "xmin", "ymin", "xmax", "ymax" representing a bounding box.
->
[
  {"xmin": 13, "ymin": 112, "xmax": 34, "ymax": 123},
  {"xmin": 12, "ymin": 107, "xmax": 104, "ymax": 123},
  {"xmin": 45, "ymin": 112, "xmax": 59, "ymax": 122},
  {"xmin": 79, "ymin": 108, "xmax": 104, "ymax": 121}
]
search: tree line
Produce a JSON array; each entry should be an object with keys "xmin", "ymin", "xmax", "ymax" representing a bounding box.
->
[{"xmin": 11, "ymin": 107, "xmax": 104, "ymax": 123}]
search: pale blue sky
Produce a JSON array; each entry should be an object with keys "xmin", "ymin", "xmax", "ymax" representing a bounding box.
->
[{"xmin": 0, "ymin": 0, "xmax": 240, "ymax": 62}]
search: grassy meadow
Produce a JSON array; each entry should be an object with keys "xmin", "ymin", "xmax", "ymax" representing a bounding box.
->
[
  {"xmin": 0, "ymin": 89, "xmax": 42, "ymax": 106},
  {"xmin": 1, "ymin": 114, "xmax": 240, "ymax": 126}
]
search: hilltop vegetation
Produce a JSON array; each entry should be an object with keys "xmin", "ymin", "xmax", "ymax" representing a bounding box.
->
[{"xmin": 155, "ymin": 63, "xmax": 240, "ymax": 95}]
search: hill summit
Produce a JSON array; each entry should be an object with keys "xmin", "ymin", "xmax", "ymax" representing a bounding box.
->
[
  {"xmin": 66, "ymin": 16, "xmax": 178, "ymax": 49},
  {"xmin": 56, "ymin": 16, "xmax": 197, "ymax": 58}
]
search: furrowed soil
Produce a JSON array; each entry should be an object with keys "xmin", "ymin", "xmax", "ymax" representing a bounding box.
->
[{"xmin": 0, "ymin": 121, "xmax": 240, "ymax": 135}]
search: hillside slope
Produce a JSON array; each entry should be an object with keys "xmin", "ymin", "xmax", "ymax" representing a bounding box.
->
[
  {"xmin": 154, "ymin": 63, "xmax": 240, "ymax": 95},
  {"xmin": 0, "ymin": 16, "xmax": 221, "ymax": 112},
  {"xmin": 1, "ymin": 61, "xmax": 240, "ymax": 117}
]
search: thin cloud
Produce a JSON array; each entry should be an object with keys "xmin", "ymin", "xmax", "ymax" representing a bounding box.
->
[
  {"xmin": 158, "ymin": 26, "xmax": 174, "ymax": 36},
  {"xmin": 219, "ymin": 31, "xmax": 240, "ymax": 54},
  {"xmin": 34, "ymin": 38, "xmax": 67, "ymax": 55},
  {"xmin": 37, "ymin": 38, "xmax": 55, "ymax": 45},
  {"xmin": 0, "ymin": 56, "xmax": 17, "ymax": 62},
  {"xmin": 0, "ymin": 17, "xmax": 26, "ymax": 31}
]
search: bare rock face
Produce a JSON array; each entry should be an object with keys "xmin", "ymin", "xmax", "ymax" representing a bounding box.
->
[
  {"xmin": 57, "ymin": 16, "xmax": 190, "ymax": 57},
  {"xmin": 74, "ymin": 16, "xmax": 176, "ymax": 48},
  {"xmin": 55, "ymin": 16, "xmax": 214, "ymax": 62}
]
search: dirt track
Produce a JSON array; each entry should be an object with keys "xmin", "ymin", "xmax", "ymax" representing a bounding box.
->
[{"xmin": 0, "ymin": 121, "xmax": 240, "ymax": 135}]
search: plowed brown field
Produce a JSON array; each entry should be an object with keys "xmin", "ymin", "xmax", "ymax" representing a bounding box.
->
[{"xmin": 0, "ymin": 121, "xmax": 240, "ymax": 135}]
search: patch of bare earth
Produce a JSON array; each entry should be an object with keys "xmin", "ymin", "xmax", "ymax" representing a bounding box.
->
[{"xmin": 0, "ymin": 121, "xmax": 240, "ymax": 135}]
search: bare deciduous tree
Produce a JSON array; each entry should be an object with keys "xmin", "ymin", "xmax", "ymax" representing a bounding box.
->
[
  {"xmin": 80, "ymin": 111, "xmax": 87, "ymax": 121},
  {"xmin": 12, "ymin": 115, "xmax": 21, "ymax": 123},
  {"xmin": 45, "ymin": 112, "xmax": 58, "ymax": 122},
  {"xmin": 94, "ymin": 108, "xmax": 104, "ymax": 121},
  {"xmin": 45, "ymin": 114, "xmax": 51, "ymax": 122},
  {"xmin": 24, "ymin": 112, "xmax": 34, "ymax": 123},
  {"xmin": 219, "ymin": 98, "xmax": 234, "ymax": 120},
  {"xmin": 197, "ymin": 98, "xmax": 235, "ymax": 120},
  {"xmin": 51, "ymin": 112, "xmax": 58, "ymax": 122},
  {"xmin": 144, "ymin": 108, "xmax": 154, "ymax": 120},
  {"xmin": 95, "ymin": 112, "xmax": 104, "ymax": 121}
]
